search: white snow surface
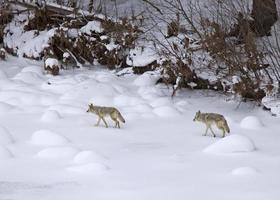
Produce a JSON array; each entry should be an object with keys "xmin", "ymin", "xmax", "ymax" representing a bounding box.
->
[
  {"xmin": 0, "ymin": 57, "xmax": 279, "ymax": 200},
  {"xmin": 231, "ymin": 166, "xmax": 259, "ymax": 176},
  {"xmin": 0, "ymin": 126, "xmax": 14, "ymax": 145},
  {"xmin": 0, "ymin": 145, "xmax": 13, "ymax": 159}
]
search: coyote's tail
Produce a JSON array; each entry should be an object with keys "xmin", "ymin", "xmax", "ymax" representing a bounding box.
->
[
  {"xmin": 117, "ymin": 111, "xmax": 125, "ymax": 123},
  {"xmin": 224, "ymin": 120, "xmax": 230, "ymax": 133}
]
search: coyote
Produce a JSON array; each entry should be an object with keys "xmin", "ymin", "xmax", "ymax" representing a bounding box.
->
[
  {"xmin": 193, "ymin": 110, "xmax": 230, "ymax": 137},
  {"xmin": 86, "ymin": 103, "xmax": 125, "ymax": 128}
]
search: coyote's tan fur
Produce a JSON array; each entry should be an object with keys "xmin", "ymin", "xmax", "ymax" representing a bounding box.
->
[
  {"xmin": 87, "ymin": 103, "xmax": 125, "ymax": 128},
  {"xmin": 193, "ymin": 110, "xmax": 230, "ymax": 137}
]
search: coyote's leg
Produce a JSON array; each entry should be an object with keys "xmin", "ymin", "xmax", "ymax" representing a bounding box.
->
[
  {"xmin": 95, "ymin": 117, "xmax": 101, "ymax": 126},
  {"xmin": 101, "ymin": 117, "xmax": 108, "ymax": 128},
  {"xmin": 209, "ymin": 126, "xmax": 216, "ymax": 137},
  {"xmin": 204, "ymin": 126, "xmax": 209, "ymax": 136},
  {"xmin": 222, "ymin": 129, "xmax": 225, "ymax": 137},
  {"xmin": 113, "ymin": 119, "xmax": 119, "ymax": 128},
  {"xmin": 110, "ymin": 115, "xmax": 120, "ymax": 128}
]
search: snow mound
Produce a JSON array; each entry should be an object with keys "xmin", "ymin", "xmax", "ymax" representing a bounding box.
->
[
  {"xmin": 30, "ymin": 130, "xmax": 69, "ymax": 146},
  {"xmin": 231, "ymin": 167, "xmax": 259, "ymax": 176},
  {"xmin": 240, "ymin": 116, "xmax": 264, "ymax": 130},
  {"xmin": 40, "ymin": 110, "xmax": 62, "ymax": 122},
  {"xmin": 36, "ymin": 146, "xmax": 79, "ymax": 159},
  {"xmin": 67, "ymin": 163, "xmax": 108, "ymax": 175},
  {"xmin": 0, "ymin": 145, "xmax": 13, "ymax": 160},
  {"xmin": 21, "ymin": 65, "xmax": 42, "ymax": 75},
  {"xmin": 73, "ymin": 150, "xmax": 105, "ymax": 165},
  {"xmin": 0, "ymin": 126, "xmax": 14, "ymax": 145},
  {"xmin": 203, "ymin": 135, "xmax": 256, "ymax": 154},
  {"xmin": 153, "ymin": 106, "xmax": 180, "ymax": 117}
]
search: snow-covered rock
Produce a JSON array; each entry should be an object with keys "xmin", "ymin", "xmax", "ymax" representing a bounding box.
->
[
  {"xmin": 45, "ymin": 58, "xmax": 59, "ymax": 69},
  {"xmin": 240, "ymin": 116, "xmax": 264, "ymax": 130},
  {"xmin": 40, "ymin": 110, "xmax": 62, "ymax": 122},
  {"xmin": 36, "ymin": 146, "xmax": 79, "ymax": 159},
  {"xmin": 80, "ymin": 21, "xmax": 104, "ymax": 34},
  {"xmin": 203, "ymin": 134, "xmax": 256, "ymax": 154},
  {"xmin": 30, "ymin": 130, "xmax": 69, "ymax": 146}
]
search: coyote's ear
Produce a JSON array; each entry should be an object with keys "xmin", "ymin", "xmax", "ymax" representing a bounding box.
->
[{"xmin": 198, "ymin": 110, "xmax": 201, "ymax": 113}]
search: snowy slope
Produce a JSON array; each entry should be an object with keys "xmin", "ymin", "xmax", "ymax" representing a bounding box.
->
[{"xmin": 0, "ymin": 56, "xmax": 279, "ymax": 200}]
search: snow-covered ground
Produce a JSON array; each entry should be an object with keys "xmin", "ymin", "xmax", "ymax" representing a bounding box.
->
[{"xmin": 0, "ymin": 56, "xmax": 280, "ymax": 200}]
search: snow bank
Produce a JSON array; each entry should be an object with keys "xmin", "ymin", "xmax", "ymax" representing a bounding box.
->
[
  {"xmin": 21, "ymin": 65, "xmax": 43, "ymax": 75},
  {"xmin": 36, "ymin": 146, "xmax": 79, "ymax": 159},
  {"xmin": 0, "ymin": 145, "xmax": 13, "ymax": 160},
  {"xmin": 127, "ymin": 46, "xmax": 157, "ymax": 67},
  {"xmin": 262, "ymin": 96, "xmax": 280, "ymax": 116},
  {"xmin": 30, "ymin": 130, "xmax": 69, "ymax": 146},
  {"xmin": 0, "ymin": 126, "xmax": 14, "ymax": 145},
  {"xmin": 4, "ymin": 16, "xmax": 54, "ymax": 59},
  {"xmin": 231, "ymin": 166, "xmax": 259, "ymax": 176},
  {"xmin": 240, "ymin": 116, "xmax": 264, "ymax": 130},
  {"xmin": 203, "ymin": 135, "xmax": 256, "ymax": 154},
  {"xmin": 73, "ymin": 150, "xmax": 105, "ymax": 165},
  {"xmin": 67, "ymin": 163, "xmax": 108, "ymax": 175},
  {"xmin": 40, "ymin": 110, "xmax": 62, "ymax": 122}
]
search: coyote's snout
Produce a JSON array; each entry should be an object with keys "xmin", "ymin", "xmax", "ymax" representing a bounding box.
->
[
  {"xmin": 87, "ymin": 103, "xmax": 125, "ymax": 128},
  {"xmin": 193, "ymin": 110, "xmax": 230, "ymax": 137}
]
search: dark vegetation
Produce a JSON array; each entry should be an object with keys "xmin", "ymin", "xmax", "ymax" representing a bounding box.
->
[{"xmin": 0, "ymin": 0, "xmax": 279, "ymax": 103}]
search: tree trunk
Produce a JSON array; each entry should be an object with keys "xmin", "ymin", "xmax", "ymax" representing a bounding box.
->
[
  {"xmin": 88, "ymin": 0, "xmax": 94, "ymax": 13},
  {"xmin": 251, "ymin": 0, "xmax": 278, "ymax": 36}
]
